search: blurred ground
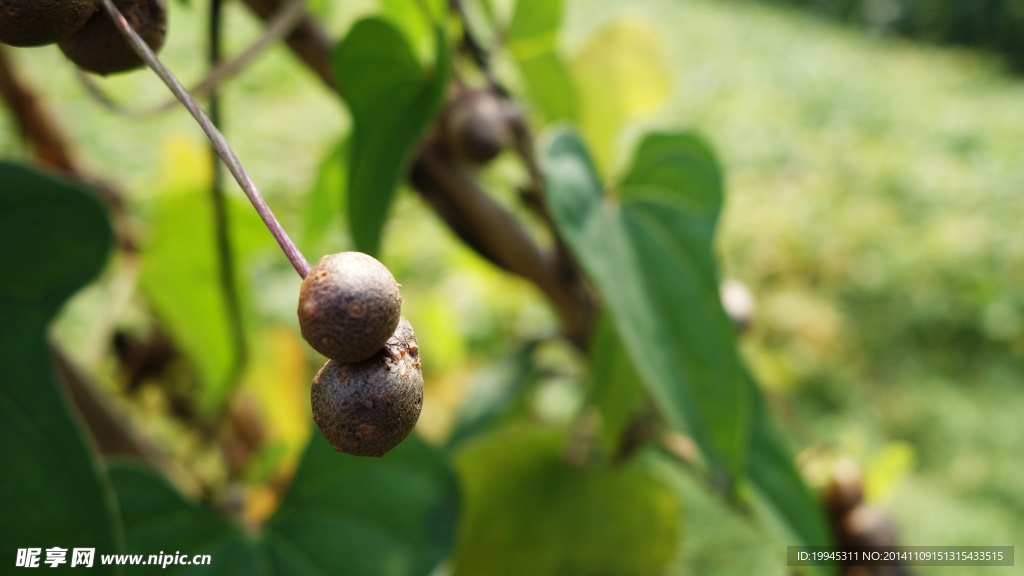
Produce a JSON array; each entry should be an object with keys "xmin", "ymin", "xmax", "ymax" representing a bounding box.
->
[{"xmin": 2, "ymin": 0, "xmax": 1022, "ymax": 574}]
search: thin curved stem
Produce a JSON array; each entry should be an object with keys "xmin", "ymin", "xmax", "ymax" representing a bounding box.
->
[
  {"xmin": 208, "ymin": 0, "xmax": 249, "ymax": 394},
  {"xmin": 76, "ymin": 0, "xmax": 306, "ymax": 118},
  {"xmin": 100, "ymin": 0, "xmax": 311, "ymax": 278}
]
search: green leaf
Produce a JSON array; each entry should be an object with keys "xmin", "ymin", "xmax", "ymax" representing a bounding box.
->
[
  {"xmin": 507, "ymin": 0, "xmax": 577, "ymax": 123},
  {"xmin": 0, "ymin": 161, "xmax": 120, "ymax": 568},
  {"xmin": 542, "ymin": 130, "xmax": 749, "ymax": 480},
  {"xmin": 508, "ymin": 0, "xmax": 561, "ymax": 40},
  {"xmin": 108, "ymin": 463, "xmax": 246, "ymax": 570},
  {"xmin": 452, "ymin": 426, "xmax": 679, "ymax": 576},
  {"xmin": 139, "ymin": 190, "xmax": 272, "ymax": 413},
  {"xmin": 619, "ymin": 132, "xmax": 724, "ymax": 217},
  {"xmin": 109, "ymin": 430, "xmax": 459, "ymax": 574},
  {"xmin": 746, "ymin": 373, "xmax": 834, "ymax": 551},
  {"xmin": 301, "ymin": 137, "xmax": 349, "ymax": 257},
  {"xmin": 266, "ymin": 430, "xmax": 459, "ymax": 575},
  {"xmin": 446, "ymin": 344, "xmax": 537, "ymax": 452},
  {"xmin": 543, "ymin": 133, "xmax": 831, "ymax": 553},
  {"xmin": 646, "ymin": 451, "xmax": 786, "ymax": 576},
  {"xmin": 569, "ymin": 21, "xmax": 672, "ymax": 171},
  {"xmin": 379, "ymin": 0, "xmax": 447, "ymax": 64},
  {"xmin": 335, "ymin": 18, "xmax": 451, "ymax": 256},
  {"xmin": 586, "ymin": 314, "xmax": 646, "ymax": 458}
]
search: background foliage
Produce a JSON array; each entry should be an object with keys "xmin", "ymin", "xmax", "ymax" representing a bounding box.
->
[{"xmin": 744, "ymin": 0, "xmax": 1024, "ymax": 70}]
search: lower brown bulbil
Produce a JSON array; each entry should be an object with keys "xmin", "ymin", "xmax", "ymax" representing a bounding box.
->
[{"xmin": 311, "ymin": 317, "xmax": 423, "ymax": 457}]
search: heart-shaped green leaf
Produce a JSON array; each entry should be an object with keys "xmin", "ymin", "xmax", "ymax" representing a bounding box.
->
[
  {"xmin": 335, "ymin": 18, "xmax": 451, "ymax": 256},
  {"xmin": 0, "ymin": 161, "xmax": 120, "ymax": 569},
  {"xmin": 542, "ymin": 130, "xmax": 749, "ymax": 479},
  {"xmin": 301, "ymin": 137, "xmax": 349, "ymax": 257},
  {"xmin": 745, "ymin": 371, "xmax": 834, "ymax": 551},
  {"xmin": 109, "ymin": 431, "xmax": 459, "ymax": 574},
  {"xmin": 586, "ymin": 314, "xmax": 646, "ymax": 457},
  {"xmin": 546, "ymin": 133, "xmax": 832, "ymax": 552},
  {"xmin": 109, "ymin": 462, "xmax": 247, "ymax": 571}
]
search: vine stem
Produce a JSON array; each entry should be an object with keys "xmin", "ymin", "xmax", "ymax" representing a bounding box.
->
[
  {"xmin": 100, "ymin": 0, "xmax": 312, "ymax": 278},
  {"xmin": 76, "ymin": 0, "xmax": 306, "ymax": 118},
  {"xmin": 208, "ymin": 0, "xmax": 249, "ymax": 396}
]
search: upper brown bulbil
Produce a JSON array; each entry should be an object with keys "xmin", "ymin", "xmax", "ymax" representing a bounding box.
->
[
  {"xmin": 0, "ymin": 0, "xmax": 100, "ymax": 47},
  {"xmin": 298, "ymin": 251, "xmax": 402, "ymax": 364},
  {"xmin": 58, "ymin": 0, "xmax": 166, "ymax": 76},
  {"xmin": 311, "ymin": 317, "xmax": 423, "ymax": 457},
  {"xmin": 440, "ymin": 89, "xmax": 516, "ymax": 165}
]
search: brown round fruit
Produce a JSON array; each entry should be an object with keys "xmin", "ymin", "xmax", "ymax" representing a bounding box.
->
[
  {"xmin": 440, "ymin": 89, "xmax": 515, "ymax": 164},
  {"xmin": 58, "ymin": 0, "xmax": 166, "ymax": 76},
  {"xmin": 298, "ymin": 251, "xmax": 402, "ymax": 363},
  {"xmin": 0, "ymin": 0, "xmax": 100, "ymax": 47},
  {"xmin": 311, "ymin": 317, "xmax": 423, "ymax": 457}
]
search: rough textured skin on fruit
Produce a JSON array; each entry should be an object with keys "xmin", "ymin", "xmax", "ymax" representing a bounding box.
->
[
  {"xmin": 298, "ymin": 251, "xmax": 402, "ymax": 364},
  {"xmin": 311, "ymin": 317, "xmax": 423, "ymax": 457},
  {"xmin": 0, "ymin": 0, "xmax": 99, "ymax": 47},
  {"xmin": 57, "ymin": 0, "xmax": 166, "ymax": 75}
]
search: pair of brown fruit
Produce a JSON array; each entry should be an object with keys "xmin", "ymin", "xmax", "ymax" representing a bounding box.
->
[
  {"xmin": 0, "ymin": 0, "xmax": 166, "ymax": 75},
  {"xmin": 3, "ymin": 2, "xmax": 420, "ymax": 457},
  {"xmin": 298, "ymin": 252, "xmax": 424, "ymax": 457}
]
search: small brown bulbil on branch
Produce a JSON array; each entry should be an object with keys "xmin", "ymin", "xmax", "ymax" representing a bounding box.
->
[
  {"xmin": 0, "ymin": 0, "xmax": 100, "ymax": 47},
  {"xmin": 440, "ymin": 88, "xmax": 515, "ymax": 165},
  {"xmin": 297, "ymin": 251, "xmax": 402, "ymax": 364},
  {"xmin": 58, "ymin": 0, "xmax": 166, "ymax": 75},
  {"xmin": 311, "ymin": 317, "xmax": 423, "ymax": 457},
  {"xmin": 824, "ymin": 457, "xmax": 907, "ymax": 576}
]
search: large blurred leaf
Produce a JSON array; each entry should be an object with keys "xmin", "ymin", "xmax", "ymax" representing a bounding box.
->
[
  {"xmin": 745, "ymin": 373, "xmax": 833, "ymax": 552},
  {"xmin": 586, "ymin": 315, "xmax": 646, "ymax": 457},
  {"xmin": 542, "ymin": 130, "xmax": 749, "ymax": 479},
  {"xmin": 139, "ymin": 190, "xmax": 272, "ymax": 413},
  {"xmin": 266, "ymin": 430, "xmax": 458, "ymax": 575},
  {"xmin": 647, "ymin": 451, "xmax": 787, "ymax": 576},
  {"xmin": 452, "ymin": 426, "xmax": 679, "ymax": 576},
  {"xmin": 618, "ymin": 131, "xmax": 723, "ymax": 215},
  {"xmin": 507, "ymin": 0, "xmax": 577, "ymax": 123},
  {"xmin": 446, "ymin": 343, "xmax": 537, "ymax": 452},
  {"xmin": 544, "ymin": 133, "xmax": 832, "ymax": 553},
  {"xmin": 334, "ymin": 18, "xmax": 451, "ymax": 256},
  {"xmin": 570, "ymin": 21, "xmax": 672, "ymax": 171},
  {"xmin": 109, "ymin": 463, "xmax": 247, "ymax": 571},
  {"xmin": 379, "ymin": 0, "xmax": 447, "ymax": 64},
  {"xmin": 301, "ymin": 137, "xmax": 348, "ymax": 257},
  {"xmin": 109, "ymin": 431, "xmax": 459, "ymax": 574},
  {"xmin": 0, "ymin": 161, "xmax": 120, "ymax": 568}
]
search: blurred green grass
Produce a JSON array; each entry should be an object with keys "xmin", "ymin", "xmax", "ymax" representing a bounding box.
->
[{"xmin": 2, "ymin": 0, "xmax": 1023, "ymax": 573}]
